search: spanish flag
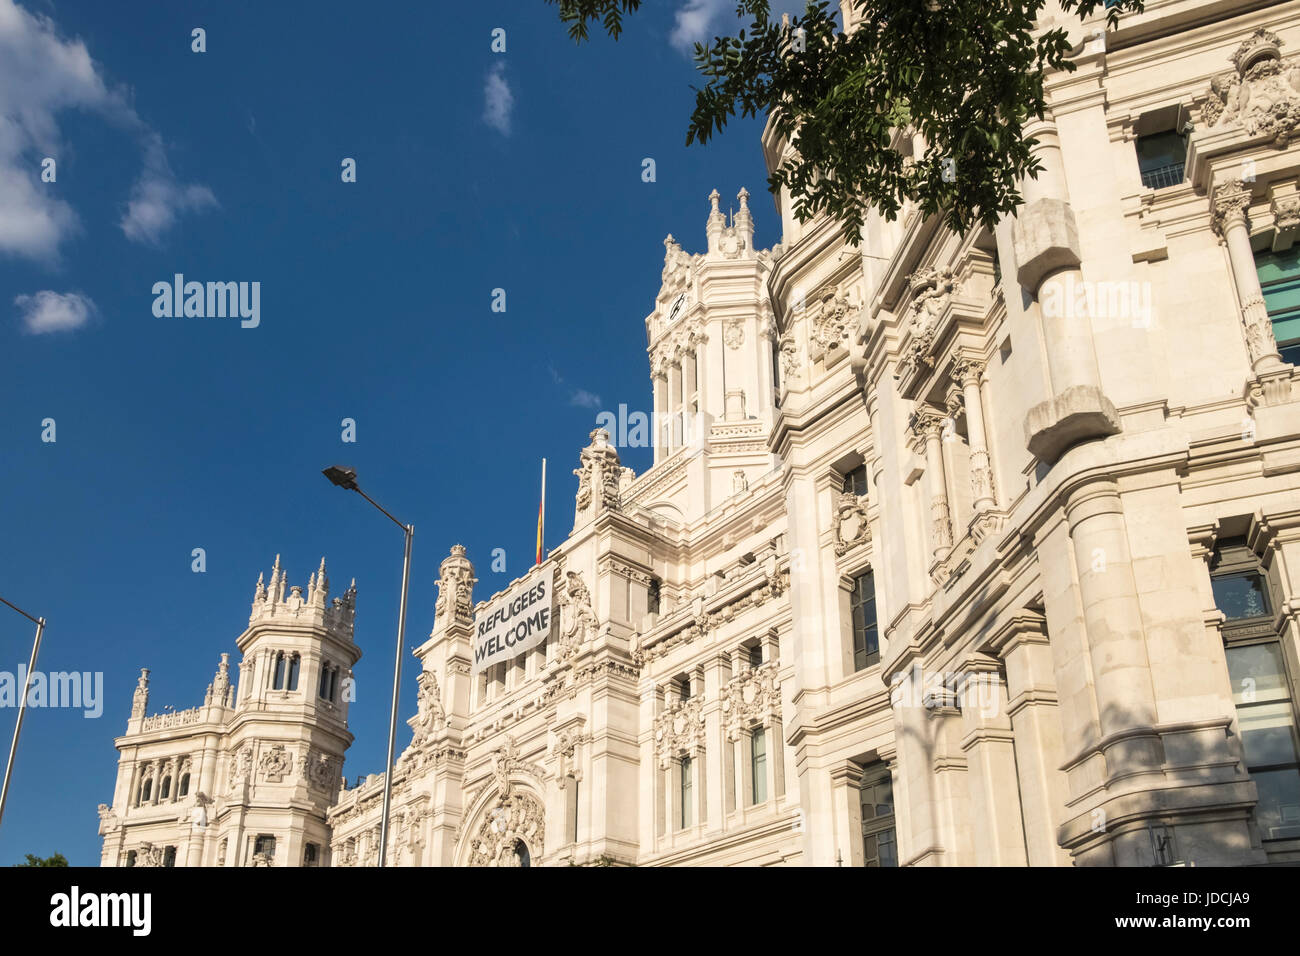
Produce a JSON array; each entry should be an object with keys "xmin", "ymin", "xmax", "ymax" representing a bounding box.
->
[{"xmin": 536, "ymin": 458, "xmax": 546, "ymax": 566}]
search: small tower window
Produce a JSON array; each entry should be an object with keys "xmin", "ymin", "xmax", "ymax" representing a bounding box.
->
[
  {"xmin": 647, "ymin": 579, "xmax": 661, "ymax": 616},
  {"xmin": 124, "ymin": 851, "xmax": 137, "ymax": 868},
  {"xmin": 162, "ymin": 846, "xmax": 177, "ymax": 868},
  {"xmin": 287, "ymin": 653, "xmax": 300, "ymax": 691},
  {"xmin": 272, "ymin": 652, "xmax": 286, "ymax": 690},
  {"xmin": 253, "ymin": 835, "xmax": 276, "ymax": 860},
  {"xmin": 303, "ymin": 843, "xmax": 320, "ymax": 867},
  {"xmin": 159, "ymin": 776, "xmax": 171, "ymax": 801},
  {"xmin": 178, "ymin": 773, "xmax": 190, "ymax": 797},
  {"xmin": 747, "ymin": 642, "xmax": 763, "ymax": 669},
  {"xmin": 843, "ymin": 463, "xmax": 868, "ymax": 497},
  {"xmin": 140, "ymin": 779, "xmax": 152, "ymax": 803}
]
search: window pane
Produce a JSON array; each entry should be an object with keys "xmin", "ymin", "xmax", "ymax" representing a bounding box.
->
[
  {"xmin": 752, "ymin": 729, "xmax": 767, "ymax": 805},
  {"xmin": 1212, "ymin": 573, "xmax": 1270, "ymax": 620},
  {"xmin": 877, "ymin": 828, "xmax": 898, "ymax": 867},
  {"xmin": 1252, "ymin": 768, "xmax": 1300, "ymax": 841},
  {"xmin": 1226, "ymin": 643, "xmax": 1289, "ymax": 704}
]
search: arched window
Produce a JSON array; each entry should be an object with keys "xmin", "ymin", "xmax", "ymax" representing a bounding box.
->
[
  {"xmin": 319, "ymin": 663, "xmax": 331, "ymax": 699},
  {"xmin": 124, "ymin": 851, "xmax": 137, "ymax": 867},
  {"xmin": 514, "ymin": 840, "xmax": 530, "ymax": 868},
  {"xmin": 160, "ymin": 776, "xmax": 171, "ymax": 800},
  {"xmin": 328, "ymin": 667, "xmax": 339, "ymax": 702},
  {"xmin": 288, "ymin": 653, "xmax": 300, "ymax": 691},
  {"xmin": 178, "ymin": 773, "xmax": 190, "ymax": 798},
  {"xmin": 273, "ymin": 652, "xmax": 286, "ymax": 690},
  {"xmin": 140, "ymin": 779, "xmax": 152, "ymax": 803}
]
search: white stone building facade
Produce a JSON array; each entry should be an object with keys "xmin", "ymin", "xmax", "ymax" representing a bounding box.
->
[{"xmin": 102, "ymin": 1, "xmax": 1300, "ymax": 866}]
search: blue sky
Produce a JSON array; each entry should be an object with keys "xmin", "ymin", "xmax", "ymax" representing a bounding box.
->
[{"xmin": 0, "ymin": 0, "xmax": 781, "ymax": 864}]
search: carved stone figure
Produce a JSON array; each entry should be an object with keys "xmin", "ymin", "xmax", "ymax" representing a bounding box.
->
[
  {"xmin": 435, "ymin": 545, "xmax": 476, "ymax": 621},
  {"xmin": 410, "ymin": 670, "xmax": 445, "ymax": 748},
  {"xmin": 131, "ymin": 668, "xmax": 150, "ymax": 720},
  {"xmin": 1204, "ymin": 29, "xmax": 1300, "ymax": 147},
  {"xmin": 557, "ymin": 570, "xmax": 597, "ymax": 660}
]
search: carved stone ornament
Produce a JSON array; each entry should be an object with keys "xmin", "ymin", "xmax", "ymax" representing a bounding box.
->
[
  {"xmin": 724, "ymin": 318, "xmax": 745, "ymax": 349},
  {"xmin": 410, "ymin": 669, "xmax": 446, "ymax": 748},
  {"xmin": 834, "ymin": 492, "xmax": 871, "ymax": 555},
  {"xmin": 557, "ymin": 570, "xmax": 597, "ymax": 660},
  {"xmin": 661, "ymin": 234, "xmax": 696, "ymax": 294},
  {"xmin": 258, "ymin": 744, "xmax": 292, "ymax": 783},
  {"xmin": 131, "ymin": 668, "xmax": 150, "ymax": 719},
  {"xmin": 779, "ymin": 334, "xmax": 801, "ymax": 383},
  {"xmin": 573, "ymin": 428, "xmax": 623, "ymax": 518},
  {"xmin": 299, "ymin": 748, "xmax": 339, "ymax": 791},
  {"xmin": 654, "ymin": 694, "xmax": 706, "ymax": 768},
  {"xmin": 720, "ymin": 661, "xmax": 782, "ymax": 741},
  {"xmin": 435, "ymin": 544, "xmax": 476, "ymax": 622},
  {"xmin": 227, "ymin": 746, "xmax": 253, "ymax": 792},
  {"xmin": 808, "ymin": 285, "xmax": 858, "ymax": 359},
  {"xmin": 1204, "ymin": 29, "xmax": 1300, "ymax": 147},
  {"xmin": 467, "ymin": 791, "xmax": 545, "ymax": 867},
  {"xmin": 901, "ymin": 267, "xmax": 958, "ymax": 375}
]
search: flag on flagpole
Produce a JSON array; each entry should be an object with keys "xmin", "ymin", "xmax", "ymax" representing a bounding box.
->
[{"xmin": 536, "ymin": 458, "xmax": 546, "ymax": 565}]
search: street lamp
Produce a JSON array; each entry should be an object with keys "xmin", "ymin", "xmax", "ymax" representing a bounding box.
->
[
  {"xmin": 322, "ymin": 465, "xmax": 412, "ymax": 868},
  {"xmin": 0, "ymin": 595, "xmax": 46, "ymax": 831}
]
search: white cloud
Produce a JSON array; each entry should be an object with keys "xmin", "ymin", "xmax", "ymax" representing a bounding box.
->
[
  {"xmin": 0, "ymin": 0, "xmax": 214, "ymax": 261},
  {"xmin": 669, "ymin": 0, "xmax": 734, "ymax": 55},
  {"xmin": 570, "ymin": 388, "xmax": 603, "ymax": 410},
  {"xmin": 120, "ymin": 134, "xmax": 217, "ymax": 244},
  {"xmin": 483, "ymin": 61, "xmax": 513, "ymax": 136},
  {"xmin": 14, "ymin": 290, "xmax": 96, "ymax": 333}
]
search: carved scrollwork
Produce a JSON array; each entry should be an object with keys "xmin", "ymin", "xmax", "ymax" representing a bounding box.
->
[
  {"xmin": 654, "ymin": 694, "xmax": 705, "ymax": 768},
  {"xmin": 720, "ymin": 660, "xmax": 782, "ymax": 741},
  {"xmin": 1204, "ymin": 29, "xmax": 1300, "ymax": 147},
  {"xmin": 834, "ymin": 492, "xmax": 871, "ymax": 556}
]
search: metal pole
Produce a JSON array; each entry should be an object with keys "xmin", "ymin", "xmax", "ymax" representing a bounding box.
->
[
  {"xmin": 0, "ymin": 615, "xmax": 46, "ymax": 830},
  {"xmin": 377, "ymin": 524, "xmax": 413, "ymax": 867}
]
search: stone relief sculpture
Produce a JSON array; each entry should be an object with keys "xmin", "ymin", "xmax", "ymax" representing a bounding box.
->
[
  {"xmin": 1204, "ymin": 29, "xmax": 1300, "ymax": 147},
  {"xmin": 434, "ymin": 544, "xmax": 476, "ymax": 621},
  {"xmin": 259, "ymin": 744, "xmax": 292, "ymax": 783},
  {"xmin": 131, "ymin": 668, "xmax": 149, "ymax": 719},
  {"xmin": 410, "ymin": 670, "xmax": 445, "ymax": 748},
  {"xmin": 834, "ymin": 490, "xmax": 871, "ymax": 555},
  {"xmin": 557, "ymin": 570, "xmax": 597, "ymax": 660}
]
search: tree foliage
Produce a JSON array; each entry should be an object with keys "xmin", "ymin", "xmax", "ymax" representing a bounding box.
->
[
  {"xmin": 15, "ymin": 853, "xmax": 69, "ymax": 867},
  {"xmin": 545, "ymin": 0, "xmax": 1144, "ymax": 242}
]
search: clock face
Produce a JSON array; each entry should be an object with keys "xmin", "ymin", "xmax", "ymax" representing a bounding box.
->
[{"xmin": 667, "ymin": 292, "xmax": 687, "ymax": 325}]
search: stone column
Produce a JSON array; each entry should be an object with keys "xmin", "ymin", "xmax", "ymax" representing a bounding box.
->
[
  {"xmin": 1212, "ymin": 179, "xmax": 1285, "ymax": 373},
  {"xmin": 1013, "ymin": 118, "xmax": 1120, "ymax": 462},
  {"xmin": 990, "ymin": 613, "xmax": 1071, "ymax": 866},
  {"xmin": 829, "ymin": 759, "xmax": 866, "ymax": 867},
  {"xmin": 958, "ymin": 666, "xmax": 1029, "ymax": 866},
  {"xmin": 1064, "ymin": 482, "xmax": 1158, "ymax": 742},
  {"xmin": 652, "ymin": 372, "xmax": 667, "ymax": 462},
  {"xmin": 911, "ymin": 411, "xmax": 953, "ymax": 562},
  {"xmin": 952, "ymin": 358, "xmax": 996, "ymax": 512},
  {"xmin": 667, "ymin": 362, "xmax": 682, "ymax": 450}
]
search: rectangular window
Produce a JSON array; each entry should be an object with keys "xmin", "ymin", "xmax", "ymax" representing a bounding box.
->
[
  {"xmin": 1135, "ymin": 130, "xmax": 1186, "ymax": 189},
  {"xmin": 850, "ymin": 571, "xmax": 879, "ymax": 671},
  {"xmin": 1224, "ymin": 642, "xmax": 1300, "ymax": 842},
  {"xmin": 566, "ymin": 778, "xmax": 579, "ymax": 844},
  {"xmin": 843, "ymin": 464, "xmax": 868, "ymax": 497},
  {"xmin": 747, "ymin": 643, "xmax": 763, "ymax": 669},
  {"xmin": 680, "ymin": 757, "xmax": 693, "ymax": 829},
  {"xmin": 1255, "ymin": 247, "xmax": 1300, "ymax": 365},
  {"xmin": 860, "ymin": 768, "xmax": 898, "ymax": 867},
  {"xmin": 1212, "ymin": 571, "xmax": 1271, "ymax": 621},
  {"xmin": 303, "ymin": 843, "xmax": 319, "ymax": 867},
  {"xmin": 751, "ymin": 728, "xmax": 767, "ymax": 805},
  {"xmin": 647, "ymin": 579, "xmax": 661, "ymax": 616}
]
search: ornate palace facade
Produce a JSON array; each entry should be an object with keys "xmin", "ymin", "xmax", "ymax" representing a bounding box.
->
[{"xmin": 102, "ymin": 1, "xmax": 1300, "ymax": 866}]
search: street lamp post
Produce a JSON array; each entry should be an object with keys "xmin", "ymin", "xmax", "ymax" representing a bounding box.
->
[
  {"xmin": 322, "ymin": 465, "xmax": 412, "ymax": 868},
  {"xmin": 0, "ymin": 595, "xmax": 46, "ymax": 831}
]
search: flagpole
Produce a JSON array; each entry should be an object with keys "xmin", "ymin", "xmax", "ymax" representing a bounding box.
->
[{"xmin": 539, "ymin": 458, "xmax": 546, "ymax": 565}]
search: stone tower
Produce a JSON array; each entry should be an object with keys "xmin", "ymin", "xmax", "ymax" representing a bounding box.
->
[{"xmin": 99, "ymin": 556, "xmax": 362, "ymax": 867}]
